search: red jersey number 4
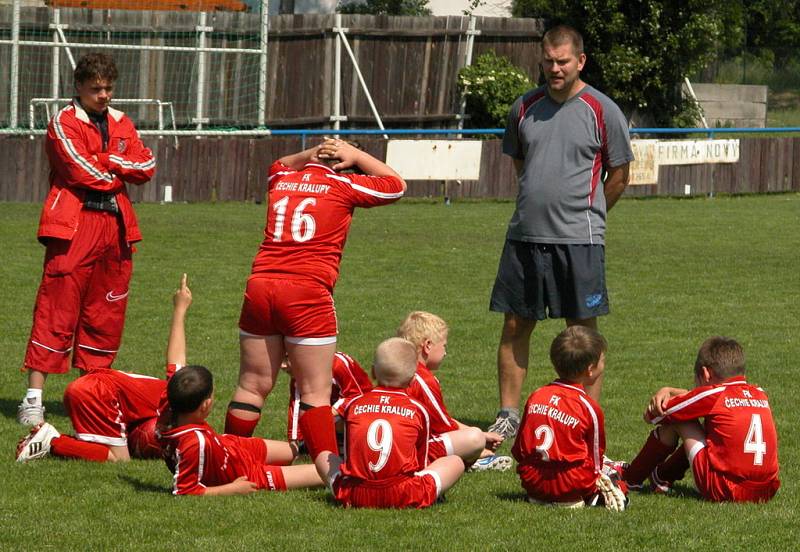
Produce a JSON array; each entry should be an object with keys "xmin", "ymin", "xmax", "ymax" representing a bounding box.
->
[{"xmin": 744, "ymin": 413, "xmax": 767, "ymax": 466}]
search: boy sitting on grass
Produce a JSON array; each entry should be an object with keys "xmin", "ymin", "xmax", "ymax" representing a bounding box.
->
[
  {"xmin": 621, "ymin": 336, "xmax": 780, "ymax": 503},
  {"xmin": 301, "ymin": 337, "xmax": 466, "ymax": 508},
  {"xmin": 512, "ymin": 326, "xmax": 626, "ymax": 511},
  {"xmin": 160, "ymin": 364, "xmax": 323, "ymax": 496},
  {"xmin": 17, "ymin": 274, "xmax": 192, "ymax": 464},
  {"xmin": 397, "ymin": 311, "xmax": 510, "ymax": 471}
]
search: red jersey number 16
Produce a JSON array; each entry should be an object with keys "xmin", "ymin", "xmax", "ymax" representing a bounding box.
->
[{"xmin": 272, "ymin": 196, "xmax": 317, "ymax": 243}]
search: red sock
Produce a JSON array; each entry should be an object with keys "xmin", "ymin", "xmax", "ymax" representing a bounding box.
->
[
  {"xmin": 298, "ymin": 406, "xmax": 339, "ymax": 459},
  {"xmin": 654, "ymin": 447, "xmax": 690, "ymax": 484},
  {"xmin": 624, "ymin": 429, "xmax": 677, "ymax": 485},
  {"xmin": 51, "ymin": 435, "xmax": 109, "ymax": 462},
  {"xmin": 225, "ymin": 410, "xmax": 260, "ymax": 437}
]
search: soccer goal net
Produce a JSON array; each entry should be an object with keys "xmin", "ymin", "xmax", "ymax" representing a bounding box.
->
[{"xmin": 1, "ymin": 0, "xmax": 268, "ymax": 132}]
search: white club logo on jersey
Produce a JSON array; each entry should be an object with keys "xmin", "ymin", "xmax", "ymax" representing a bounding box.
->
[
  {"xmin": 549, "ymin": 395, "xmax": 561, "ymax": 406},
  {"xmin": 302, "ymin": 173, "xmax": 311, "ymax": 182},
  {"xmin": 105, "ymin": 290, "xmax": 129, "ymax": 302},
  {"xmin": 742, "ymin": 389, "xmax": 752, "ymax": 398}
]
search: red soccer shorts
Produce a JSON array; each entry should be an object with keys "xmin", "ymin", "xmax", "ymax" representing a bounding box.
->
[
  {"xmin": 127, "ymin": 418, "xmax": 161, "ymax": 459},
  {"xmin": 332, "ymin": 472, "xmax": 441, "ymax": 509},
  {"xmin": 25, "ymin": 210, "xmax": 132, "ymax": 374},
  {"xmin": 427, "ymin": 433, "xmax": 454, "ymax": 462},
  {"xmin": 222, "ymin": 435, "xmax": 287, "ymax": 491},
  {"xmin": 690, "ymin": 445, "xmax": 780, "ymax": 503},
  {"xmin": 64, "ymin": 372, "xmax": 129, "ymax": 447},
  {"xmin": 238, "ymin": 276, "xmax": 337, "ymax": 343},
  {"xmin": 517, "ymin": 462, "xmax": 598, "ymax": 503}
]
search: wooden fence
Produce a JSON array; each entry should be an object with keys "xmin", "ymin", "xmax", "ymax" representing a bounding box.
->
[
  {"xmin": 0, "ymin": 7, "xmax": 544, "ymax": 129},
  {"xmin": 2, "ymin": 136, "xmax": 798, "ymax": 203}
]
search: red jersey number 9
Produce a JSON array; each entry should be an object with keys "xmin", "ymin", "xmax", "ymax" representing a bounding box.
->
[
  {"xmin": 272, "ymin": 196, "xmax": 317, "ymax": 243},
  {"xmin": 367, "ymin": 418, "xmax": 393, "ymax": 473}
]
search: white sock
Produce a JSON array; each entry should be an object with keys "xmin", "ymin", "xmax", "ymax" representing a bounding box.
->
[{"xmin": 25, "ymin": 389, "xmax": 43, "ymax": 404}]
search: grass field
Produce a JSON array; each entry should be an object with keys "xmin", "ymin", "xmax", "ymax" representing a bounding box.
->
[{"xmin": 1, "ymin": 194, "xmax": 798, "ymax": 550}]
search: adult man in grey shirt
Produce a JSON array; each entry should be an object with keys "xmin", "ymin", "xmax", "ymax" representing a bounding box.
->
[{"xmin": 488, "ymin": 25, "xmax": 634, "ymax": 439}]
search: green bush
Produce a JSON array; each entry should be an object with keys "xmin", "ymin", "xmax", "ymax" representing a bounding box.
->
[{"xmin": 458, "ymin": 51, "xmax": 533, "ymax": 128}]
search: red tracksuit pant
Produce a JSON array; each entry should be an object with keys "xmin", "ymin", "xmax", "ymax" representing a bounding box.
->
[{"xmin": 24, "ymin": 209, "xmax": 133, "ymax": 374}]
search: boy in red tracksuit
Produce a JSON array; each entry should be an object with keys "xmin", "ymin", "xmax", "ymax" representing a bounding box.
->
[
  {"xmin": 18, "ymin": 52, "xmax": 155, "ymax": 426},
  {"xmin": 622, "ymin": 336, "xmax": 780, "ymax": 503}
]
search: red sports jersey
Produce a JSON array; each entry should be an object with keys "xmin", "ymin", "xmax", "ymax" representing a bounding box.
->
[
  {"xmin": 287, "ymin": 351, "xmax": 373, "ymax": 441},
  {"xmin": 649, "ymin": 376, "xmax": 780, "ymax": 486},
  {"xmin": 512, "ymin": 380, "xmax": 605, "ymax": 501},
  {"xmin": 339, "ymin": 387, "xmax": 431, "ymax": 484},
  {"xmin": 249, "ymin": 162, "xmax": 404, "ymax": 290},
  {"xmin": 161, "ymin": 422, "xmax": 285, "ymax": 495},
  {"xmin": 406, "ymin": 362, "xmax": 458, "ymax": 435}
]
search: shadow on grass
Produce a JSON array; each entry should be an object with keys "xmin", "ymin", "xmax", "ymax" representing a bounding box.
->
[
  {"xmin": 0, "ymin": 398, "xmax": 66, "ymax": 420},
  {"xmin": 118, "ymin": 474, "xmax": 171, "ymax": 494}
]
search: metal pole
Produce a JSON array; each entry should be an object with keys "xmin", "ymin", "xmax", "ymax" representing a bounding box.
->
[
  {"xmin": 683, "ymin": 77, "xmax": 709, "ymax": 129},
  {"xmin": 257, "ymin": 0, "xmax": 269, "ymax": 127},
  {"xmin": 51, "ymin": 9, "xmax": 61, "ymax": 103},
  {"xmin": 458, "ymin": 16, "xmax": 478, "ymax": 134},
  {"xmin": 333, "ymin": 13, "xmax": 342, "ymax": 136},
  {"xmin": 338, "ymin": 29, "xmax": 387, "ymax": 139},
  {"xmin": 195, "ymin": 12, "xmax": 210, "ymax": 131},
  {"xmin": 10, "ymin": 0, "xmax": 21, "ymax": 128}
]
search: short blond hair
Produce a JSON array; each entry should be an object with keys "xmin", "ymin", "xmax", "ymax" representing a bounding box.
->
[
  {"xmin": 373, "ymin": 337, "xmax": 418, "ymax": 388},
  {"xmin": 396, "ymin": 311, "xmax": 448, "ymax": 351}
]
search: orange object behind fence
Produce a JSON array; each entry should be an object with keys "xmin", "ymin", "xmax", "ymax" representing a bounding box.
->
[{"xmin": 46, "ymin": 0, "xmax": 248, "ymax": 11}]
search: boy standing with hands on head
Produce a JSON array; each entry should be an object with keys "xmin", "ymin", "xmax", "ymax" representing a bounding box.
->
[
  {"xmin": 512, "ymin": 326, "xmax": 626, "ymax": 511},
  {"xmin": 397, "ymin": 312, "xmax": 510, "ymax": 470},
  {"xmin": 621, "ymin": 337, "xmax": 780, "ymax": 502}
]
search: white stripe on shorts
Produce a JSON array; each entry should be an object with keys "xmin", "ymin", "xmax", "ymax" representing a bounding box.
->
[
  {"xmin": 285, "ymin": 335, "xmax": 337, "ymax": 346},
  {"xmin": 415, "ymin": 469, "xmax": 442, "ymax": 497},
  {"xmin": 687, "ymin": 440, "xmax": 706, "ymax": 465}
]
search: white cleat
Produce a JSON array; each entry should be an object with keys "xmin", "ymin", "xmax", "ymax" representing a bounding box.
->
[
  {"xmin": 470, "ymin": 455, "xmax": 513, "ymax": 472},
  {"xmin": 16, "ymin": 423, "xmax": 60, "ymax": 463},
  {"xmin": 17, "ymin": 399, "xmax": 45, "ymax": 426}
]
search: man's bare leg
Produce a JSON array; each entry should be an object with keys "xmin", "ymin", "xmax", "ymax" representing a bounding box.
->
[{"xmin": 566, "ymin": 317, "xmax": 602, "ymax": 401}]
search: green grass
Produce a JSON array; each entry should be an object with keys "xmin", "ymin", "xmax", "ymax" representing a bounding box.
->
[{"xmin": 1, "ymin": 195, "xmax": 799, "ymax": 550}]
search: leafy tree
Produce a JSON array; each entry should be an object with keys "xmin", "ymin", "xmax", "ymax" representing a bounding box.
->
[
  {"xmin": 339, "ymin": 0, "xmax": 431, "ymax": 15},
  {"xmin": 458, "ymin": 51, "xmax": 533, "ymax": 128},
  {"xmin": 512, "ymin": 0, "xmax": 725, "ymax": 126}
]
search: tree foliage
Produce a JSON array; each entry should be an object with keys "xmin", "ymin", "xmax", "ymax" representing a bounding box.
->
[
  {"xmin": 339, "ymin": 0, "xmax": 431, "ymax": 16},
  {"xmin": 458, "ymin": 51, "xmax": 533, "ymax": 128},
  {"xmin": 512, "ymin": 0, "xmax": 725, "ymax": 126}
]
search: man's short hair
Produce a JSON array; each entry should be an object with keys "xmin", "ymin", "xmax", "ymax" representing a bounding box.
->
[
  {"xmin": 74, "ymin": 53, "xmax": 118, "ymax": 84},
  {"xmin": 167, "ymin": 365, "xmax": 213, "ymax": 414},
  {"xmin": 694, "ymin": 336, "xmax": 745, "ymax": 380},
  {"xmin": 549, "ymin": 326, "xmax": 607, "ymax": 380},
  {"xmin": 373, "ymin": 337, "xmax": 418, "ymax": 388},
  {"xmin": 396, "ymin": 311, "xmax": 448, "ymax": 351},
  {"xmin": 542, "ymin": 24, "xmax": 584, "ymax": 56}
]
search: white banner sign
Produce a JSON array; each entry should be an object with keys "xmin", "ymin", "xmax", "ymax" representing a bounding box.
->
[
  {"xmin": 629, "ymin": 139, "xmax": 740, "ymax": 185},
  {"xmin": 386, "ymin": 140, "xmax": 483, "ymax": 180}
]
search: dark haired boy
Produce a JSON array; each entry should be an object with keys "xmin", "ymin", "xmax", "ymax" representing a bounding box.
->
[
  {"xmin": 621, "ymin": 337, "xmax": 780, "ymax": 502},
  {"xmin": 511, "ymin": 326, "xmax": 626, "ymax": 510},
  {"xmin": 18, "ymin": 52, "xmax": 156, "ymax": 425},
  {"xmin": 160, "ymin": 365, "xmax": 323, "ymax": 496}
]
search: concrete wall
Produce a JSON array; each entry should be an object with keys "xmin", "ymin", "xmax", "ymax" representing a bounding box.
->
[{"xmin": 689, "ymin": 83, "xmax": 768, "ymax": 128}]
